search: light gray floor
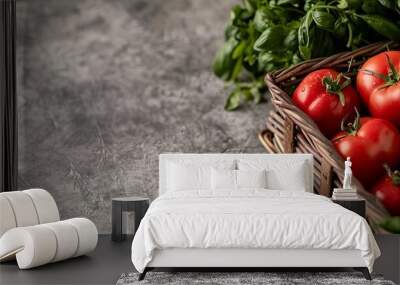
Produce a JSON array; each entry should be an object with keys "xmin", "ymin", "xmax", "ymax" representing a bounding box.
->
[{"xmin": 0, "ymin": 235, "xmax": 133, "ymax": 285}]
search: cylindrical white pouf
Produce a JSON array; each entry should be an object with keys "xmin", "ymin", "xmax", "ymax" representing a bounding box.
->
[
  {"xmin": 42, "ymin": 221, "xmax": 79, "ymax": 262},
  {"xmin": 65, "ymin": 218, "xmax": 98, "ymax": 257},
  {"xmin": 0, "ymin": 192, "xmax": 39, "ymax": 227},
  {"xmin": 0, "ymin": 226, "xmax": 57, "ymax": 269},
  {"xmin": 0, "ymin": 196, "xmax": 17, "ymax": 237},
  {"xmin": 0, "ymin": 218, "xmax": 98, "ymax": 269},
  {"xmin": 23, "ymin": 189, "xmax": 60, "ymax": 224}
]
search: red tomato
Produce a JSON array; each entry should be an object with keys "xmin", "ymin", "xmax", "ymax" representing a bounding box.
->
[
  {"xmin": 369, "ymin": 82, "xmax": 400, "ymax": 128},
  {"xmin": 293, "ymin": 69, "xmax": 360, "ymax": 138},
  {"xmin": 356, "ymin": 51, "xmax": 400, "ymax": 105},
  {"xmin": 356, "ymin": 51, "xmax": 400, "ymax": 127},
  {"xmin": 372, "ymin": 166, "xmax": 400, "ymax": 216},
  {"xmin": 332, "ymin": 116, "xmax": 400, "ymax": 190}
]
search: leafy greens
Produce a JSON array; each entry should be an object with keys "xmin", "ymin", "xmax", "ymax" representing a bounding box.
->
[{"xmin": 213, "ymin": 0, "xmax": 400, "ymax": 111}]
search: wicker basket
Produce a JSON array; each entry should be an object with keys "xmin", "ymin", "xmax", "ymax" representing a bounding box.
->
[{"xmin": 259, "ymin": 42, "xmax": 400, "ymax": 231}]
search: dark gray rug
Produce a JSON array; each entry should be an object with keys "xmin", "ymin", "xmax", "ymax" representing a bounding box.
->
[{"xmin": 116, "ymin": 272, "xmax": 395, "ymax": 285}]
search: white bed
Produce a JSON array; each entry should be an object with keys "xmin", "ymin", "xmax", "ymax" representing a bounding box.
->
[{"xmin": 131, "ymin": 154, "xmax": 380, "ymax": 280}]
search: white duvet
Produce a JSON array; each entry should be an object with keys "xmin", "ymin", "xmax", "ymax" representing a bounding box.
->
[{"xmin": 131, "ymin": 190, "xmax": 380, "ymax": 273}]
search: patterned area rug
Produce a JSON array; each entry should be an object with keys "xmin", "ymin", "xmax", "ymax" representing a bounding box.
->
[{"xmin": 116, "ymin": 272, "xmax": 395, "ymax": 285}]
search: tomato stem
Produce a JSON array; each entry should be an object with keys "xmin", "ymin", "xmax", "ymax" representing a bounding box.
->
[
  {"xmin": 322, "ymin": 74, "xmax": 351, "ymax": 106},
  {"xmin": 394, "ymin": 171, "xmax": 400, "ymax": 186},
  {"xmin": 384, "ymin": 164, "xmax": 400, "ymax": 186},
  {"xmin": 386, "ymin": 54, "xmax": 400, "ymax": 82},
  {"xmin": 341, "ymin": 107, "xmax": 360, "ymax": 136},
  {"xmin": 362, "ymin": 53, "xmax": 400, "ymax": 86}
]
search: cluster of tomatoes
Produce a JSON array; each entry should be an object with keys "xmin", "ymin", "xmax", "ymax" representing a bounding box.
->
[{"xmin": 292, "ymin": 51, "xmax": 400, "ymax": 217}]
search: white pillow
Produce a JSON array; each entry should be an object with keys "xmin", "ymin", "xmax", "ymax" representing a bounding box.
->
[
  {"xmin": 211, "ymin": 169, "xmax": 267, "ymax": 191},
  {"xmin": 167, "ymin": 163, "xmax": 209, "ymax": 191},
  {"xmin": 267, "ymin": 162, "xmax": 307, "ymax": 192},
  {"xmin": 211, "ymin": 168, "xmax": 236, "ymax": 190},
  {"xmin": 166, "ymin": 159, "xmax": 235, "ymax": 191},
  {"xmin": 236, "ymin": 169, "xmax": 267, "ymax": 189},
  {"xmin": 238, "ymin": 159, "xmax": 308, "ymax": 192}
]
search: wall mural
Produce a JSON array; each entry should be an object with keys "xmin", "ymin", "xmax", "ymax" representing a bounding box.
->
[
  {"xmin": 9, "ymin": 1, "xmax": 400, "ymax": 282},
  {"xmin": 17, "ymin": 0, "xmax": 400, "ymax": 235}
]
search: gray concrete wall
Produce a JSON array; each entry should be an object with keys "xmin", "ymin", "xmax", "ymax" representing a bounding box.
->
[{"xmin": 16, "ymin": 0, "xmax": 269, "ymax": 233}]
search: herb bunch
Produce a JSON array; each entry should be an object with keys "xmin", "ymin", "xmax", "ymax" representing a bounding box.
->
[{"xmin": 213, "ymin": 0, "xmax": 400, "ymax": 111}]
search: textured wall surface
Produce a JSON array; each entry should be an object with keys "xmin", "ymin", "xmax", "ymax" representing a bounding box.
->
[{"xmin": 17, "ymin": 0, "xmax": 270, "ymax": 233}]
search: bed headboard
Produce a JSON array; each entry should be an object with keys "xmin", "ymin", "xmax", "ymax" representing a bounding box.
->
[{"xmin": 159, "ymin": 153, "xmax": 314, "ymax": 195}]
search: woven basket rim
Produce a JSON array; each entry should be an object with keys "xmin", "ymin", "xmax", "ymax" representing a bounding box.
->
[{"xmin": 267, "ymin": 41, "xmax": 396, "ymax": 84}]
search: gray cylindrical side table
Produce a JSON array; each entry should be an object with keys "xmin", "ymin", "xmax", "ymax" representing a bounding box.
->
[{"xmin": 112, "ymin": 196, "xmax": 149, "ymax": 242}]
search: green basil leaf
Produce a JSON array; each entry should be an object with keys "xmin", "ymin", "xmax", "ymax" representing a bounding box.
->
[
  {"xmin": 232, "ymin": 41, "xmax": 246, "ymax": 60},
  {"xmin": 254, "ymin": 26, "xmax": 286, "ymax": 52},
  {"xmin": 298, "ymin": 10, "xmax": 313, "ymax": 47},
  {"xmin": 253, "ymin": 7, "xmax": 284, "ymax": 31},
  {"xmin": 380, "ymin": 216, "xmax": 400, "ymax": 234},
  {"xmin": 247, "ymin": 21, "xmax": 257, "ymax": 45},
  {"xmin": 224, "ymin": 24, "xmax": 238, "ymax": 40},
  {"xmin": 304, "ymin": 0, "xmax": 314, "ymax": 11},
  {"xmin": 377, "ymin": 0, "xmax": 395, "ymax": 9},
  {"xmin": 362, "ymin": 0, "xmax": 390, "ymax": 15},
  {"xmin": 212, "ymin": 38, "xmax": 238, "ymax": 81},
  {"xmin": 231, "ymin": 57, "xmax": 243, "ymax": 80},
  {"xmin": 311, "ymin": 29, "xmax": 335, "ymax": 57},
  {"xmin": 243, "ymin": 0, "xmax": 256, "ymax": 14},
  {"xmin": 292, "ymin": 53, "xmax": 302, "ymax": 64},
  {"xmin": 269, "ymin": 7, "xmax": 290, "ymax": 23},
  {"xmin": 337, "ymin": 0, "xmax": 348, "ymax": 9},
  {"xmin": 253, "ymin": 6, "xmax": 292, "ymax": 31},
  {"xmin": 360, "ymin": 15, "xmax": 400, "ymax": 41},
  {"xmin": 284, "ymin": 29, "xmax": 298, "ymax": 50},
  {"xmin": 225, "ymin": 90, "xmax": 241, "ymax": 111},
  {"xmin": 287, "ymin": 20, "xmax": 301, "ymax": 30},
  {"xmin": 299, "ymin": 27, "xmax": 335, "ymax": 59},
  {"xmin": 338, "ymin": 0, "xmax": 363, "ymax": 9},
  {"xmin": 276, "ymin": 0, "xmax": 301, "ymax": 6},
  {"xmin": 231, "ymin": 5, "xmax": 252, "ymax": 28},
  {"xmin": 333, "ymin": 17, "xmax": 347, "ymax": 38},
  {"xmin": 299, "ymin": 44, "xmax": 312, "ymax": 60},
  {"xmin": 245, "ymin": 53, "xmax": 257, "ymax": 65},
  {"xmin": 258, "ymin": 52, "xmax": 275, "ymax": 70},
  {"xmin": 242, "ymin": 89, "xmax": 254, "ymax": 102},
  {"xmin": 253, "ymin": 9, "xmax": 270, "ymax": 32},
  {"xmin": 230, "ymin": 5, "xmax": 242, "ymax": 22},
  {"xmin": 250, "ymin": 86, "xmax": 262, "ymax": 104},
  {"xmin": 312, "ymin": 10, "xmax": 335, "ymax": 31}
]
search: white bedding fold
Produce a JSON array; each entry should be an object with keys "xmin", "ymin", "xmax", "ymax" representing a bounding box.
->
[{"xmin": 131, "ymin": 190, "xmax": 380, "ymax": 273}]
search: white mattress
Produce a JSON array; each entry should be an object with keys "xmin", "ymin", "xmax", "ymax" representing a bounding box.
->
[{"xmin": 131, "ymin": 190, "xmax": 380, "ymax": 273}]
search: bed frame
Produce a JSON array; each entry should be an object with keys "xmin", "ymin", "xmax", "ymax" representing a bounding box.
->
[
  {"xmin": 138, "ymin": 154, "xmax": 372, "ymax": 281},
  {"xmin": 139, "ymin": 248, "xmax": 370, "ymax": 280}
]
